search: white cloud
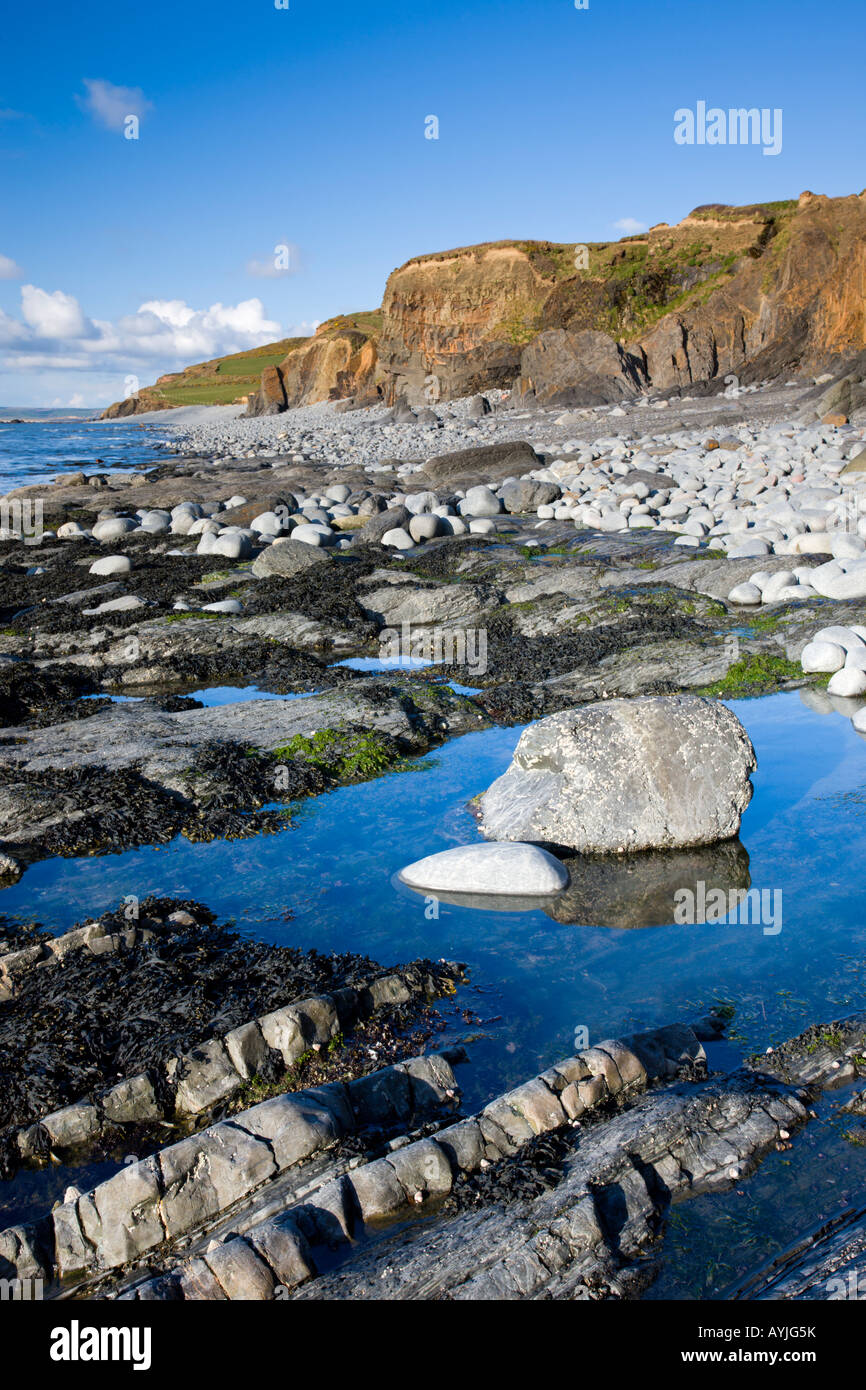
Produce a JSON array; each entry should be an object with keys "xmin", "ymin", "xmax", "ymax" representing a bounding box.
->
[
  {"xmin": 0, "ymin": 286, "xmax": 283, "ymax": 378},
  {"xmin": 21, "ymin": 284, "xmax": 91, "ymax": 338},
  {"xmin": 34, "ymin": 378, "xmax": 139, "ymax": 410},
  {"xmin": 78, "ymin": 79, "xmax": 152, "ymax": 132},
  {"xmin": 613, "ymin": 218, "xmax": 648, "ymax": 235},
  {"xmin": 0, "ymin": 254, "xmax": 23, "ymax": 280}
]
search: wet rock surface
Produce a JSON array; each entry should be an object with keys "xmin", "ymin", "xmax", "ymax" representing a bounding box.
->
[
  {"xmin": 726, "ymin": 1205, "xmax": 866, "ymax": 1300},
  {"xmin": 0, "ymin": 512, "xmax": 818, "ymax": 871},
  {"xmin": 87, "ymin": 1010, "xmax": 866, "ymax": 1303},
  {"xmin": 4, "ymin": 379, "xmax": 852, "ymax": 870}
]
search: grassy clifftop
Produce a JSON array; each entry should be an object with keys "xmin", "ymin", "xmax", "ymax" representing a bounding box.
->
[{"xmin": 101, "ymin": 338, "xmax": 309, "ymax": 416}]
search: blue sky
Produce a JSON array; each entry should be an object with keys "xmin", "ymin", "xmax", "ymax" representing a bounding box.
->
[{"xmin": 1, "ymin": 0, "xmax": 863, "ymax": 406}]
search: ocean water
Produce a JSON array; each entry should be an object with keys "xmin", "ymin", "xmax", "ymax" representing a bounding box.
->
[{"xmin": 0, "ymin": 417, "xmax": 172, "ymax": 492}]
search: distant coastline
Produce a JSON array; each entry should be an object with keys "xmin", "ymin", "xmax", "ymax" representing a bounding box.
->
[{"xmin": 0, "ymin": 407, "xmax": 97, "ymax": 423}]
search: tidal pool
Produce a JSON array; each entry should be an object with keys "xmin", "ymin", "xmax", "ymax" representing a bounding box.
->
[
  {"xmin": 183, "ymin": 684, "xmax": 319, "ymax": 706},
  {"xmin": 4, "ymin": 689, "xmax": 866, "ymax": 1291},
  {"xmin": 89, "ymin": 685, "xmax": 320, "ymax": 707},
  {"xmin": 5, "ymin": 689, "xmax": 866, "ymax": 1109}
]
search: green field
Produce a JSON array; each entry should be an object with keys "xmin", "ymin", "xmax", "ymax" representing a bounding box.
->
[
  {"xmin": 130, "ymin": 338, "xmax": 313, "ymax": 408},
  {"xmin": 156, "ymin": 382, "xmax": 259, "ymax": 406},
  {"xmin": 214, "ymin": 339, "xmax": 309, "ymax": 376}
]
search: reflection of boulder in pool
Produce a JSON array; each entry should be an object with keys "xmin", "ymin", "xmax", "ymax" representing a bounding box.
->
[
  {"xmin": 799, "ymin": 686, "xmax": 866, "ymax": 720},
  {"xmin": 800, "ymin": 687, "xmax": 835, "ymax": 716},
  {"xmin": 544, "ymin": 839, "xmax": 751, "ymax": 929}
]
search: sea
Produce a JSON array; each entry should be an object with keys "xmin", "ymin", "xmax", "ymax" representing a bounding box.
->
[{"xmin": 0, "ymin": 408, "xmax": 174, "ymax": 493}]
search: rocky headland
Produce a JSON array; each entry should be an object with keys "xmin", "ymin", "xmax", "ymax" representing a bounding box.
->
[{"xmin": 101, "ymin": 190, "xmax": 866, "ymax": 421}]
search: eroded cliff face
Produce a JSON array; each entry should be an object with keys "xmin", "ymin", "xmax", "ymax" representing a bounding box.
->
[
  {"xmin": 245, "ymin": 316, "xmax": 382, "ymax": 416},
  {"xmin": 376, "ymin": 243, "xmax": 564, "ymax": 405},
  {"xmin": 249, "ymin": 243, "xmax": 573, "ymax": 413},
  {"xmin": 511, "ymin": 329, "xmax": 648, "ymax": 408},
  {"xmin": 340, "ymin": 193, "xmax": 866, "ymax": 407},
  {"xmin": 633, "ymin": 192, "xmax": 866, "ymax": 389},
  {"xmin": 104, "ymin": 192, "xmax": 866, "ymax": 420}
]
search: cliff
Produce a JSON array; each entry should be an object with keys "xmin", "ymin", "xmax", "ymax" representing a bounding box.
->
[
  {"xmin": 241, "ymin": 190, "xmax": 866, "ymax": 412},
  {"xmin": 102, "ymin": 190, "xmax": 866, "ymax": 420},
  {"xmin": 244, "ymin": 312, "xmax": 382, "ymax": 416},
  {"xmin": 100, "ymin": 339, "xmax": 308, "ymax": 418}
]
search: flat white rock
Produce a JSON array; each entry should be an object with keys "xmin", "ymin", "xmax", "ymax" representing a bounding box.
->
[
  {"xmin": 399, "ymin": 842, "xmax": 569, "ymax": 896},
  {"xmin": 82, "ymin": 595, "xmax": 146, "ymax": 615}
]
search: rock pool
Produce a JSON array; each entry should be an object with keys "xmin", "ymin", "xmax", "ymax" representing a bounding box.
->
[{"xmin": 4, "ymin": 690, "xmax": 866, "ymax": 1111}]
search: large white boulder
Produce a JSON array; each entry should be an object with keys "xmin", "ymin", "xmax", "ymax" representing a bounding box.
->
[
  {"xmin": 381, "ymin": 527, "xmax": 414, "ymax": 550},
  {"xmin": 478, "ymin": 696, "xmax": 756, "ymax": 853},
  {"xmin": 92, "ymin": 518, "xmax": 136, "ymax": 542},
  {"xmin": 727, "ymin": 537, "xmax": 771, "ymax": 559},
  {"xmin": 458, "ymin": 486, "xmax": 502, "ymax": 518},
  {"xmin": 819, "ymin": 568, "xmax": 866, "ymax": 601},
  {"xmin": 828, "ymin": 667, "xmax": 866, "ymax": 697},
  {"xmin": 812, "ymin": 626, "xmax": 866, "ymax": 651},
  {"xmin": 408, "ymin": 514, "xmax": 442, "ymax": 543},
  {"xmin": 728, "ymin": 582, "xmax": 763, "ymax": 605},
  {"xmin": 212, "ymin": 532, "xmax": 253, "ymax": 560},
  {"xmin": 250, "ymin": 511, "xmax": 286, "ymax": 536},
  {"xmin": 290, "ymin": 523, "xmax": 336, "ymax": 548},
  {"xmin": 760, "ymin": 571, "xmax": 797, "ymax": 602},
  {"xmin": 89, "ymin": 555, "xmax": 132, "ymax": 577}
]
